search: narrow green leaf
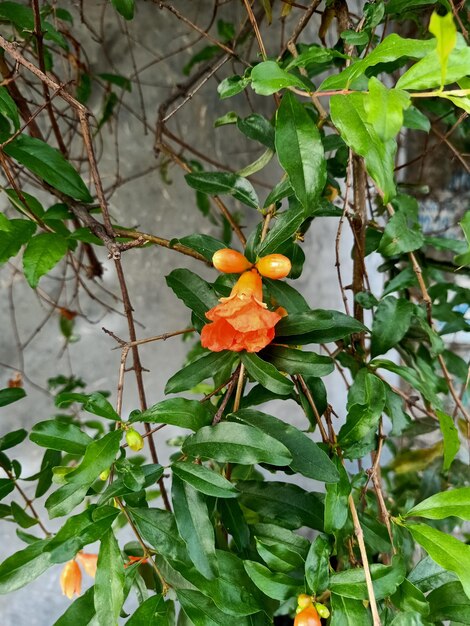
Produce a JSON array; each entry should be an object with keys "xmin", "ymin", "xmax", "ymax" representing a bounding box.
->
[
  {"xmin": 330, "ymin": 594, "xmax": 372, "ymax": 626},
  {"xmin": 177, "ymin": 589, "xmax": 251, "ymax": 626},
  {"xmin": 330, "ymin": 93, "xmax": 396, "ymax": 202},
  {"xmin": 405, "ymin": 487, "xmax": 470, "ymax": 521},
  {"xmin": 329, "ymin": 555, "xmax": 406, "ymax": 600},
  {"xmin": 111, "ymin": 0, "xmax": 134, "ymax": 20},
  {"xmin": 261, "ymin": 345, "xmax": 334, "ymax": 378},
  {"xmin": 437, "ymin": 410, "xmax": 460, "ymax": 471},
  {"xmin": 230, "ymin": 409, "xmax": 339, "ymax": 483},
  {"xmin": 251, "ymin": 61, "xmax": 306, "ymax": 96},
  {"xmin": 371, "ymin": 296, "xmax": 415, "ymax": 357},
  {"xmin": 126, "ymin": 595, "xmax": 172, "ymax": 625},
  {"xmin": 238, "ymin": 480, "xmax": 324, "ymax": 530},
  {"xmin": 44, "ymin": 483, "xmax": 89, "ymax": 519},
  {"xmin": 324, "ymin": 457, "xmax": 351, "ymax": 532},
  {"xmin": 172, "ymin": 475, "xmax": 218, "ymax": 579},
  {"xmin": 136, "ymin": 398, "xmax": 214, "ymax": 431},
  {"xmin": 53, "ymin": 586, "xmax": 96, "ymax": 626},
  {"xmin": 182, "ymin": 422, "xmax": 292, "ymax": 466},
  {"xmin": 305, "ymin": 535, "xmax": 330, "ymax": 595},
  {"xmin": 0, "ymin": 539, "xmax": 52, "ymax": 593},
  {"xmin": 65, "ymin": 430, "xmax": 122, "ymax": 486},
  {"xmin": 23, "ymin": 233, "xmax": 68, "ymax": 288},
  {"xmin": 165, "ymin": 351, "xmax": 236, "ymax": 394},
  {"xmin": 178, "ymin": 234, "xmax": 225, "ymax": 261},
  {"xmin": 0, "ymin": 219, "xmax": 36, "ymax": 264},
  {"xmin": 366, "ymin": 78, "xmax": 410, "ymax": 142},
  {"xmin": 379, "ymin": 211, "xmax": 424, "ymax": 256},
  {"xmin": 241, "ymin": 352, "xmax": 294, "ymax": 396},
  {"xmin": 429, "ymin": 10, "xmax": 457, "ymax": 87},
  {"xmin": 94, "ymin": 530, "xmax": 124, "ymax": 625},
  {"xmin": 0, "ymin": 86, "xmax": 19, "ymax": 130},
  {"xmin": 0, "ymin": 387, "xmax": 26, "ymax": 407},
  {"xmin": 4, "ymin": 135, "xmax": 92, "ymax": 201},
  {"xmin": 30, "ymin": 420, "xmax": 92, "ymax": 455},
  {"xmin": 243, "ymin": 561, "xmax": 301, "ymax": 601},
  {"xmin": 0, "ymin": 428, "xmax": 27, "ymax": 451},
  {"xmin": 276, "ymin": 309, "xmax": 367, "ymax": 342},
  {"xmin": 166, "ymin": 269, "xmax": 218, "ymax": 323},
  {"xmin": 237, "ymin": 114, "xmax": 275, "ymax": 150},
  {"xmin": 257, "ymin": 207, "xmax": 306, "ymax": 256},
  {"xmin": 171, "ymin": 461, "xmax": 238, "ymax": 498},
  {"xmin": 129, "ymin": 508, "xmax": 187, "ymax": 562},
  {"xmin": 405, "ymin": 522, "xmax": 470, "ymax": 598},
  {"xmin": 185, "ymin": 172, "xmax": 259, "ymax": 209},
  {"xmin": 275, "ymin": 91, "xmax": 326, "ymax": 210}
]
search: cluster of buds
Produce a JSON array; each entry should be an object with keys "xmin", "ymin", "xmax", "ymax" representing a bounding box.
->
[
  {"xmin": 212, "ymin": 249, "xmax": 291, "ymax": 280},
  {"xmin": 294, "ymin": 594, "xmax": 330, "ymax": 625}
]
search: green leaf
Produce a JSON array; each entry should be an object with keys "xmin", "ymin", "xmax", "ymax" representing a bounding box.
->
[
  {"xmin": 185, "ymin": 172, "xmax": 259, "ymax": 209},
  {"xmin": 275, "ymin": 309, "xmax": 367, "ymax": 343},
  {"xmin": 320, "ymin": 34, "xmax": 436, "ymax": 90},
  {"xmin": 429, "ymin": 10, "xmax": 457, "ymax": 87},
  {"xmin": 408, "ymin": 555, "xmax": 457, "ymax": 593},
  {"xmin": 65, "ymin": 430, "xmax": 122, "ymax": 487},
  {"xmin": 330, "ymin": 93, "xmax": 396, "ymax": 202},
  {"xmin": 172, "ymin": 475, "xmax": 218, "ymax": 579},
  {"xmin": 0, "ymin": 218, "xmax": 36, "ymax": 264},
  {"xmin": 0, "ymin": 539, "xmax": 52, "ymax": 593},
  {"xmin": 305, "ymin": 535, "xmax": 330, "ymax": 595},
  {"xmin": 30, "ymin": 420, "xmax": 93, "ymax": 455},
  {"xmin": 3, "ymin": 135, "xmax": 92, "ymax": 201},
  {"xmin": 217, "ymin": 74, "xmax": 251, "ymax": 99},
  {"xmin": 182, "ymin": 422, "xmax": 292, "ymax": 466},
  {"xmin": 391, "ymin": 578, "xmax": 430, "ymax": 616},
  {"xmin": 397, "ymin": 35, "xmax": 470, "ymax": 90},
  {"xmin": 218, "ymin": 499, "xmax": 250, "ymax": 551},
  {"xmin": 177, "ymin": 589, "xmax": 251, "ymax": 626},
  {"xmin": 403, "ymin": 106, "xmax": 431, "ymax": 132},
  {"xmin": 243, "ymin": 561, "xmax": 301, "ymax": 601},
  {"xmin": 330, "ymin": 594, "xmax": 372, "ymax": 626},
  {"xmin": 53, "ymin": 586, "xmax": 96, "ymax": 626},
  {"xmin": 178, "ymin": 234, "xmax": 225, "ymax": 261},
  {"xmin": 129, "ymin": 508, "xmax": 186, "ymax": 561},
  {"xmin": 44, "ymin": 483, "xmax": 89, "ymax": 520},
  {"xmin": 98, "ymin": 73, "xmax": 132, "ymax": 91},
  {"xmin": 405, "ymin": 522, "xmax": 470, "ymax": 598},
  {"xmin": 436, "ymin": 410, "xmax": 460, "ymax": 471},
  {"xmin": 111, "ymin": 0, "xmax": 134, "ymax": 20},
  {"xmin": 165, "ymin": 351, "xmax": 236, "ymax": 394},
  {"xmin": 324, "ymin": 457, "xmax": 351, "ymax": 533},
  {"xmin": 257, "ymin": 207, "xmax": 306, "ymax": 256},
  {"xmin": 82, "ymin": 393, "xmax": 120, "ymax": 421},
  {"xmin": 251, "ymin": 61, "xmax": 306, "ymax": 96},
  {"xmin": 10, "ymin": 502, "xmax": 38, "ymax": 529},
  {"xmin": 366, "ymin": 78, "xmax": 410, "ymax": 142},
  {"xmin": 238, "ymin": 480, "xmax": 324, "ymax": 530},
  {"xmin": 237, "ymin": 113, "xmax": 275, "ymax": 150},
  {"xmin": 126, "ymin": 595, "xmax": 172, "ymax": 625},
  {"xmin": 427, "ymin": 580, "xmax": 470, "ymax": 623},
  {"xmin": 166, "ymin": 269, "xmax": 218, "ymax": 324},
  {"xmin": 378, "ymin": 211, "xmax": 424, "ymax": 256},
  {"xmin": 405, "ymin": 487, "xmax": 470, "ymax": 521},
  {"xmin": 241, "ymin": 352, "xmax": 294, "ymax": 396},
  {"xmin": 275, "ymin": 92, "xmax": 326, "ymax": 210},
  {"xmin": 0, "ymin": 86, "xmax": 19, "ymax": 130},
  {"xmin": 371, "ymin": 296, "xmax": 415, "ymax": 356},
  {"xmin": 329, "ymin": 555, "xmax": 406, "ymax": 600},
  {"xmin": 261, "ymin": 345, "xmax": 334, "ymax": 378},
  {"xmin": 0, "ymin": 428, "xmax": 26, "ymax": 451},
  {"xmin": 22, "ymin": 233, "xmax": 68, "ymax": 288},
  {"xmin": 94, "ymin": 530, "xmax": 124, "ymax": 625},
  {"xmin": 230, "ymin": 409, "xmax": 339, "ymax": 483},
  {"xmin": 171, "ymin": 461, "xmax": 238, "ymax": 498},
  {"xmin": 455, "ymin": 211, "xmax": 470, "ymax": 267},
  {"xmin": 135, "ymin": 398, "xmax": 214, "ymax": 431},
  {"xmin": 0, "ymin": 387, "xmax": 26, "ymax": 407},
  {"xmin": 255, "ymin": 538, "xmax": 304, "ymax": 573},
  {"xmin": 263, "ymin": 278, "xmax": 309, "ymax": 313}
]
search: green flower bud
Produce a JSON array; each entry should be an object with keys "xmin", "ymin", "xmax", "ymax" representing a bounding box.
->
[{"xmin": 126, "ymin": 427, "xmax": 144, "ymax": 451}]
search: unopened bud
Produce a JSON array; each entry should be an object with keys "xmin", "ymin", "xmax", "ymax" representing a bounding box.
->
[
  {"xmin": 255, "ymin": 254, "xmax": 291, "ymax": 279},
  {"xmin": 126, "ymin": 428, "xmax": 144, "ymax": 451},
  {"xmin": 315, "ymin": 603, "xmax": 330, "ymax": 619},
  {"xmin": 99, "ymin": 468, "xmax": 110, "ymax": 481},
  {"xmin": 212, "ymin": 248, "xmax": 252, "ymax": 274}
]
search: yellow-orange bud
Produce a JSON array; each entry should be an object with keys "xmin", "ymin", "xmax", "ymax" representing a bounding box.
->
[
  {"xmin": 255, "ymin": 254, "xmax": 291, "ymax": 279},
  {"xmin": 212, "ymin": 248, "xmax": 252, "ymax": 274},
  {"xmin": 126, "ymin": 428, "xmax": 144, "ymax": 451},
  {"xmin": 297, "ymin": 594, "xmax": 313, "ymax": 610},
  {"xmin": 60, "ymin": 560, "xmax": 81, "ymax": 599}
]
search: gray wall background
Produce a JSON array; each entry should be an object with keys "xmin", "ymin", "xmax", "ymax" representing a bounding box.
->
[{"xmin": 0, "ymin": 2, "xmax": 380, "ymax": 623}]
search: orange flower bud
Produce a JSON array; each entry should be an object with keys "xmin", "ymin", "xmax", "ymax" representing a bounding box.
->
[
  {"xmin": 60, "ymin": 560, "xmax": 81, "ymax": 599},
  {"xmin": 212, "ymin": 248, "xmax": 252, "ymax": 274},
  {"xmin": 76, "ymin": 552, "xmax": 98, "ymax": 578},
  {"xmin": 294, "ymin": 605, "xmax": 322, "ymax": 626},
  {"xmin": 255, "ymin": 254, "xmax": 291, "ymax": 279},
  {"xmin": 126, "ymin": 428, "xmax": 144, "ymax": 451}
]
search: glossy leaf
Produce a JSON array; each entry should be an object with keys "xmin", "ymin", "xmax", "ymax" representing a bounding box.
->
[
  {"xmin": 136, "ymin": 398, "xmax": 214, "ymax": 431},
  {"xmin": 172, "ymin": 475, "xmax": 218, "ymax": 579},
  {"xmin": 3, "ymin": 135, "xmax": 92, "ymax": 201},
  {"xmin": 405, "ymin": 487, "xmax": 470, "ymax": 521},
  {"xmin": 0, "ymin": 219, "xmax": 36, "ymax": 264},
  {"xmin": 243, "ymin": 560, "xmax": 301, "ymax": 601},
  {"xmin": 427, "ymin": 580, "xmax": 470, "ymax": 623},
  {"xmin": 94, "ymin": 530, "xmax": 124, "ymax": 625},
  {"xmin": 275, "ymin": 92, "xmax": 326, "ymax": 210},
  {"xmin": 111, "ymin": 0, "xmax": 134, "ymax": 20},
  {"xmin": 171, "ymin": 461, "xmax": 238, "ymax": 498},
  {"xmin": 305, "ymin": 535, "xmax": 330, "ymax": 595},
  {"xmin": 129, "ymin": 507, "xmax": 186, "ymax": 562},
  {"xmin": 379, "ymin": 211, "xmax": 424, "ymax": 256},
  {"xmin": 182, "ymin": 422, "xmax": 292, "ymax": 466},
  {"xmin": 330, "ymin": 594, "xmax": 372, "ymax": 626},
  {"xmin": 166, "ymin": 269, "xmax": 218, "ymax": 324},
  {"xmin": 428, "ymin": 10, "xmax": 457, "ymax": 87},
  {"xmin": 237, "ymin": 113, "xmax": 275, "ymax": 150},
  {"xmin": 53, "ymin": 586, "xmax": 96, "ymax": 626},
  {"xmin": 366, "ymin": 78, "xmax": 410, "ymax": 142},
  {"xmin": 0, "ymin": 86, "xmax": 19, "ymax": 130},
  {"xmin": 0, "ymin": 539, "xmax": 52, "ymax": 593},
  {"xmin": 405, "ymin": 522, "xmax": 470, "ymax": 598},
  {"xmin": 257, "ymin": 207, "xmax": 306, "ymax": 256},
  {"xmin": 437, "ymin": 410, "xmax": 460, "ymax": 471},
  {"xmin": 251, "ymin": 61, "xmax": 306, "ymax": 96},
  {"xmin": 331, "ymin": 93, "xmax": 396, "ymax": 201},
  {"xmin": 178, "ymin": 234, "xmax": 225, "ymax": 261},
  {"xmin": 185, "ymin": 172, "xmax": 259, "ymax": 209},
  {"xmin": 165, "ymin": 351, "xmax": 236, "ymax": 394},
  {"xmin": 329, "ymin": 555, "xmax": 406, "ymax": 600},
  {"xmin": 371, "ymin": 296, "xmax": 415, "ymax": 357},
  {"xmin": 261, "ymin": 345, "xmax": 334, "ymax": 378},
  {"xmin": 230, "ymin": 409, "xmax": 339, "ymax": 483},
  {"xmin": 23, "ymin": 233, "xmax": 68, "ymax": 288},
  {"xmin": 241, "ymin": 352, "xmax": 294, "ymax": 396},
  {"xmin": 0, "ymin": 387, "xmax": 26, "ymax": 407},
  {"xmin": 324, "ymin": 457, "xmax": 351, "ymax": 533},
  {"xmin": 29, "ymin": 420, "xmax": 92, "ymax": 455},
  {"xmin": 177, "ymin": 588, "xmax": 251, "ymax": 626},
  {"xmin": 275, "ymin": 309, "xmax": 367, "ymax": 342}
]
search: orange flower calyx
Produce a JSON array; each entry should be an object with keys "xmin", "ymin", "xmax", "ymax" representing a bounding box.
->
[
  {"xmin": 255, "ymin": 253, "xmax": 291, "ymax": 279},
  {"xmin": 76, "ymin": 552, "xmax": 98, "ymax": 578},
  {"xmin": 201, "ymin": 269, "xmax": 282, "ymax": 353},
  {"xmin": 294, "ymin": 605, "xmax": 322, "ymax": 626},
  {"xmin": 60, "ymin": 560, "xmax": 82, "ymax": 599},
  {"xmin": 212, "ymin": 248, "xmax": 253, "ymax": 274}
]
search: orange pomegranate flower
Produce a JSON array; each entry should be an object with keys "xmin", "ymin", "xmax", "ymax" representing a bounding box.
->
[
  {"xmin": 76, "ymin": 552, "xmax": 98, "ymax": 578},
  {"xmin": 201, "ymin": 269, "xmax": 283, "ymax": 353},
  {"xmin": 60, "ymin": 560, "xmax": 82, "ymax": 599}
]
